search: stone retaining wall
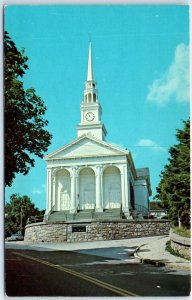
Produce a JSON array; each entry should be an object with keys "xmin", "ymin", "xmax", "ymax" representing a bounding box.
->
[
  {"xmin": 170, "ymin": 230, "xmax": 191, "ymax": 260},
  {"xmin": 24, "ymin": 220, "xmax": 170, "ymax": 243}
]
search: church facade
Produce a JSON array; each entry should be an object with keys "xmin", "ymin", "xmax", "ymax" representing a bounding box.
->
[{"xmin": 44, "ymin": 42, "xmax": 151, "ymax": 221}]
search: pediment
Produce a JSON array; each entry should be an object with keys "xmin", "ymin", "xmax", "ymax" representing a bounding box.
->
[{"xmin": 45, "ymin": 135, "xmax": 129, "ymax": 160}]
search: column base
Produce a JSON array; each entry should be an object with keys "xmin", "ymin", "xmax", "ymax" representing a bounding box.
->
[
  {"xmin": 95, "ymin": 208, "xmax": 103, "ymax": 212},
  {"xmin": 122, "ymin": 208, "xmax": 132, "ymax": 219},
  {"xmin": 70, "ymin": 208, "xmax": 77, "ymax": 214},
  {"xmin": 122, "ymin": 208, "xmax": 129, "ymax": 213},
  {"xmin": 125, "ymin": 215, "xmax": 133, "ymax": 220},
  {"xmin": 43, "ymin": 214, "xmax": 48, "ymax": 222}
]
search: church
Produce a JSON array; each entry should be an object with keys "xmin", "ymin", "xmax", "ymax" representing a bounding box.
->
[{"xmin": 44, "ymin": 42, "xmax": 151, "ymax": 222}]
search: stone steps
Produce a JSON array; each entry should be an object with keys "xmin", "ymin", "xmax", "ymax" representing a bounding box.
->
[
  {"xmin": 48, "ymin": 211, "xmax": 68, "ymax": 222},
  {"xmin": 74, "ymin": 211, "xmax": 93, "ymax": 220},
  {"xmin": 94, "ymin": 209, "xmax": 122, "ymax": 220},
  {"xmin": 48, "ymin": 209, "xmax": 122, "ymax": 222}
]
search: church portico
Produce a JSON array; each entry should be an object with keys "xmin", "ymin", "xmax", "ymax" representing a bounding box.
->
[{"xmin": 45, "ymin": 160, "xmax": 132, "ymax": 218}]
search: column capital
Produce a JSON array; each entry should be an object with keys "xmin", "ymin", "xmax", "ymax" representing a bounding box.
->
[
  {"xmin": 51, "ymin": 168, "xmax": 60, "ymax": 176},
  {"xmin": 51, "ymin": 174, "xmax": 56, "ymax": 180},
  {"xmin": 96, "ymin": 165, "xmax": 103, "ymax": 168},
  {"xmin": 95, "ymin": 165, "xmax": 103, "ymax": 176},
  {"xmin": 71, "ymin": 166, "xmax": 77, "ymax": 170},
  {"xmin": 119, "ymin": 164, "xmax": 127, "ymax": 175},
  {"xmin": 70, "ymin": 167, "xmax": 77, "ymax": 178}
]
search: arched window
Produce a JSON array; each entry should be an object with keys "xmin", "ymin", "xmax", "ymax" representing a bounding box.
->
[
  {"xmin": 88, "ymin": 93, "xmax": 91, "ymax": 102},
  {"xmin": 93, "ymin": 93, "xmax": 96, "ymax": 102},
  {"xmin": 85, "ymin": 94, "xmax": 87, "ymax": 103}
]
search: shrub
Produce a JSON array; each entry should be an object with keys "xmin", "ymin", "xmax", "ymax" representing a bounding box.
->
[{"xmin": 172, "ymin": 226, "xmax": 190, "ymax": 238}]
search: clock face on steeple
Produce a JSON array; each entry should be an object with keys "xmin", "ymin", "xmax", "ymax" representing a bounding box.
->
[{"xmin": 85, "ymin": 112, "xmax": 95, "ymax": 121}]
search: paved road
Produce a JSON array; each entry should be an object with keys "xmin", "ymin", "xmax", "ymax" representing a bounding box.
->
[{"xmin": 5, "ymin": 247, "xmax": 190, "ymax": 297}]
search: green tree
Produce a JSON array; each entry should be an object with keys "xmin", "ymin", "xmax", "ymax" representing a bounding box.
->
[
  {"xmin": 5, "ymin": 194, "xmax": 44, "ymax": 237},
  {"xmin": 4, "ymin": 31, "xmax": 52, "ymax": 186},
  {"xmin": 156, "ymin": 119, "xmax": 190, "ymax": 228}
]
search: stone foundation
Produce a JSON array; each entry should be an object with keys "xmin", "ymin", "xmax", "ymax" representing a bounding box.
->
[{"xmin": 24, "ymin": 220, "xmax": 170, "ymax": 243}]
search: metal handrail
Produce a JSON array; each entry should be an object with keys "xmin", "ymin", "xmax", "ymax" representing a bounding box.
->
[
  {"xmin": 129, "ymin": 202, "xmax": 148, "ymax": 214},
  {"xmin": 50, "ymin": 204, "xmax": 56, "ymax": 213},
  {"xmin": 27, "ymin": 215, "xmax": 44, "ymax": 224},
  {"xmin": 134, "ymin": 204, "xmax": 148, "ymax": 214}
]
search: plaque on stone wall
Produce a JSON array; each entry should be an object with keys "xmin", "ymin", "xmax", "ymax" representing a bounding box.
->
[{"xmin": 72, "ymin": 225, "xmax": 86, "ymax": 233}]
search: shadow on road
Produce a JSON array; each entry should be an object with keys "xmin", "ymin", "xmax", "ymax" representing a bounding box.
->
[{"xmin": 73, "ymin": 246, "xmax": 138, "ymax": 260}]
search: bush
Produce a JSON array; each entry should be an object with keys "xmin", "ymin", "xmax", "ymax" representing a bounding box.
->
[{"xmin": 172, "ymin": 226, "xmax": 190, "ymax": 238}]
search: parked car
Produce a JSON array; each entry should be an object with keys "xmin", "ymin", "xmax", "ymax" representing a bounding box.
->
[{"xmin": 7, "ymin": 233, "xmax": 24, "ymax": 242}]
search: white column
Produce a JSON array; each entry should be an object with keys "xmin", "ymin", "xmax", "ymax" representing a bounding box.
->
[
  {"xmin": 46, "ymin": 169, "xmax": 51, "ymax": 214},
  {"xmin": 46, "ymin": 169, "xmax": 52, "ymax": 214},
  {"xmin": 124, "ymin": 165, "xmax": 130, "ymax": 211},
  {"xmin": 100, "ymin": 173, "xmax": 104, "ymax": 210},
  {"xmin": 121, "ymin": 165, "xmax": 131, "ymax": 218},
  {"xmin": 76, "ymin": 169, "xmax": 79, "ymax": 210},
  {"xmin": 52, "ymin": 173, "xmax": 56, "ymax": 210},
  {"xmin": 121, "ymin": 169, "xmax": 126, "ymax": 209},
  {"xmin": 96, "ymin": 165, "xmax": 103, "ymax": 212},
  {"xmin": 70, "ymin": 167, "xmax": 76, "ymax": 213}
]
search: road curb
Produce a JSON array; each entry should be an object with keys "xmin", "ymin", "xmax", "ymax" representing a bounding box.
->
[
  {"xmin": 134, "ymin": 245, "xmax": 166, "ymax": 267},
  {"xmin": 133, "ymin": 244, "xmax": 145, "ymax": 262},
  {"xmin": 133, "ymin": 243, "xmax": 191, "ymax": 269}
]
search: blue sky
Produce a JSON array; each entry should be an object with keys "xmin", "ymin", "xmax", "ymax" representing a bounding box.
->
[{"xmin": 5, "ymin": 5, "xmax": 189, "ymax": 210}]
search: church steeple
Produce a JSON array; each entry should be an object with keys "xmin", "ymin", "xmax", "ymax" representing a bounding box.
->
[{"xmin": 77, "ymin": 41, "xmax": 107, "ymax": 141}]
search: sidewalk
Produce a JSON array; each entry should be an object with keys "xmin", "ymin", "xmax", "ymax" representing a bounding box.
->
[{"xmin": 134, "ymin": 235, "xmax": 191, "ymax": 270}]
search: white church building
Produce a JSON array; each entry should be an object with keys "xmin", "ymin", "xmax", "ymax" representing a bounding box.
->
[{"xmin": 44, "ymin": 42, "xmax": 151, "ymax": 221}]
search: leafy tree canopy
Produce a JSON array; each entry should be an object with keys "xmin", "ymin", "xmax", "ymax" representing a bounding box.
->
[
  {"xmin": 5, "ymin": 31, "xmax": 52, "ymax": 186},
  {"xmin": 155, "ymin": 119, "xmax": 190, "ymax": 228},
  {"xmin": 5, "ymin": 194, "xmax": 44, "ymax": 237}
]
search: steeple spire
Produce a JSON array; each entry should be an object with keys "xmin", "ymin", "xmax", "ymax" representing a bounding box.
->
[
  {"xmin": 77, "ymin": 39, "xmax": 107, "ymax": 141},
  {"xmin": 83, "ymin": 40, "xmax": 98, "ymax": 104},
  {"xmin": 87, "ymin": 41, "xmax": 93, "ymax": 81}
]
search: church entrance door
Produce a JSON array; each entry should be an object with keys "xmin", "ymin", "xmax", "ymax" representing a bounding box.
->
[
  {"xmin": 103, "ymin": 166, "xmax": 121, "ymax": 209},
  {"xmin": 60, "ymin": 189, "xmax": 70, "ymax": 210},
  {"xmin": 79, "ymin": 168, "xmax": 96, "ymax": 210},
  {"xmin": 56, "ymin": 169, "xmax": 71, "ymax": 211}
]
